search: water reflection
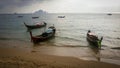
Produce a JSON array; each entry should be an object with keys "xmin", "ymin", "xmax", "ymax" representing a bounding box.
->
[{"xmin": 88, "ymin": 43, "xmax": 101, "ymax": 61}]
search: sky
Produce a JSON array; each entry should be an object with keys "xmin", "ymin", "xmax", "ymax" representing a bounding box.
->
[{"xmin": 0, "ymin": 0, "xmax": 120, "ymax": 13}]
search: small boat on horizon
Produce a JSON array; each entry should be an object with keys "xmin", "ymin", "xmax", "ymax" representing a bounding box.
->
[
  {"xmin": 18, "ymin": 16, "xmax": 23, "ymax": 18},
  {"xmin": 32, "ymin": 17, "xmax": 39, "ymax": 19},
  {"xmin": 107, "ymin": 13, "xmax": 112, "ymax": 15},
  {"xmin": 86, "ymin": 30, "xmax": 103, "ymax": 49},
  {"xmin": 58, "ymin": 16, "xmax": 65, "ymax": 18},
  {"xmin": 29, "ymin": 26, "xmax": 56, "ymax": 44},
  {"xmin": 24, "ymin": 21, "xmax": 47, "ymax": 30}
]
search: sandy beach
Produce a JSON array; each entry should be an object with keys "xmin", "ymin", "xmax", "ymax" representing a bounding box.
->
[{"xmin": 0, "ymin": 46, "xmax": 120, "ymax": 68}]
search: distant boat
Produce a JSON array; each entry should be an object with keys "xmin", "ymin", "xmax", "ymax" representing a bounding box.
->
[
  {"xmin": 58, "ymin": 16, "xmax": 65, "ymax": 18},
  {"xmin": 107, "ymin": 13, "xmax": 112, "ymax": 15},
  {"xmin": 32, "ymin": 17, "xmax": 39, "ymax": 19},
  {"xmin": 18, "ymin": 16, "xmax": 23, "ymax": 18},
  {"xmin": 29, "ymin": 26, "xmax": 56, "ymax": 43}
]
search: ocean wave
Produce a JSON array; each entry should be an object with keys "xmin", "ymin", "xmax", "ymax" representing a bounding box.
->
[
  {"xmin": 0, "ymin": 37, "xmax": 28, "ymax": 42},
  {"xmin": 55, "ymin": 35, "xmax": 83, "ymax": 42}
]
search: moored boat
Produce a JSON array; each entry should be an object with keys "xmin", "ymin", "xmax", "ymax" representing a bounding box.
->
[
  {"xmin": 87, "ymin": 30, "xmax": 103, "ymax": 48},
  {"xmin": 29, "ymin": 26, "xmax": 56, "ymax": 43},
  {"xmin": 18, "ymin": 16, "xmax": 23, "ymax": 18},
  {"xmin": 58, "ymin": 16, "xmax": 65, "ymax": 18},
  {"xmin": 24, "ymin": 22, "xmax": 47, "ymax": 29},
  {"xmin": 32, "ymin": 17, "xmax": 39, "ymax": 19},
  {"xmin": 107, "ymin": 13, "xmax": 112, "ymax": 15}
]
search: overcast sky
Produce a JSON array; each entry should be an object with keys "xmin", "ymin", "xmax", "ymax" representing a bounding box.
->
[{"xmin": 0, "ymin": 0, "xmax": 120, "ymax": 13}]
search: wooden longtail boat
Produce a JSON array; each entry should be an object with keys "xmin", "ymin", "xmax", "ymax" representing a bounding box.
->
[
  {"xmin": 24, "ymin": 22, "xmax": 47, "ymax": 29},
  {"xmin": 87, "ymin": 30, "xmax": 103, "ymax": 48},
  {"xmin": 29, "ymin": 26, "xmax": 56, "ymax": 43}
]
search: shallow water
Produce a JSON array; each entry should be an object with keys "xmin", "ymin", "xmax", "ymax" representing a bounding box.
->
[
  {"xmin": 0, "ymin": 13, "xmax": 120, "ymax": 65},
  {"xmin": 0, "ymin": 13, "xmax": 120, "ymax": 47}
]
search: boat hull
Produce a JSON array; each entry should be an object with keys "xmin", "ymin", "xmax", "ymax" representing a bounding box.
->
[
  {"xmin": 87, "ymin": 36, "xmax": 99, "ymax": 47},
  {"xmin": 32, "ymin": 33, "xmax": 55, "ymax": 43},
  {"xmin": 24, "ymin": 22, "xmax": 47, "ymax": 29}
]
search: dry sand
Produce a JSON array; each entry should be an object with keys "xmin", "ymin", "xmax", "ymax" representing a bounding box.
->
[{"xmin": 0, "ymin": 47, "xmax": 120, "ymax": 68}]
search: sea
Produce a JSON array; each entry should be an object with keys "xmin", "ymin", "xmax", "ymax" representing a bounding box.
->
[{"xmin": 0, "ymin": 13, "xmax": 120, "ymax": 65}]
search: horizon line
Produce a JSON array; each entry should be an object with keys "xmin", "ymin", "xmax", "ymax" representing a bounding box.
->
[{"xmin": 0, "ymin": 12, "xmax": 120, "ymax": 14}]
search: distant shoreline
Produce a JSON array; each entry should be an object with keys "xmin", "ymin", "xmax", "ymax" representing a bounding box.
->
[{"xmin": 0, "ymin": 12, "xmax": 120, "ymax": 15}]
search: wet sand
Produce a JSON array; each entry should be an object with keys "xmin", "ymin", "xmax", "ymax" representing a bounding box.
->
[
  {"xmin": 0, "ymin": 40, "xmax": 120, "ymax": 68},
  {"xmin": 0, "ymin": 46, "xmax": 120, "ymax": 68}
]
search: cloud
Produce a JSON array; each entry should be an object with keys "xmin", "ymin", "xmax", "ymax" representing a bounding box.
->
[
  {"xmin": 0, "ymin": 0, "xmax": 53, "ymax": 13},
  {"xmin": 0, "ymin": 0, "xmax": 48, "ymax": 7},
  {"xmin": 0, "ymin": 0, "xmax": 120, "ymax": 13},
  {"xmin": 0, "ymin": 0, "xmax": 29, "ymax": 8}
]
